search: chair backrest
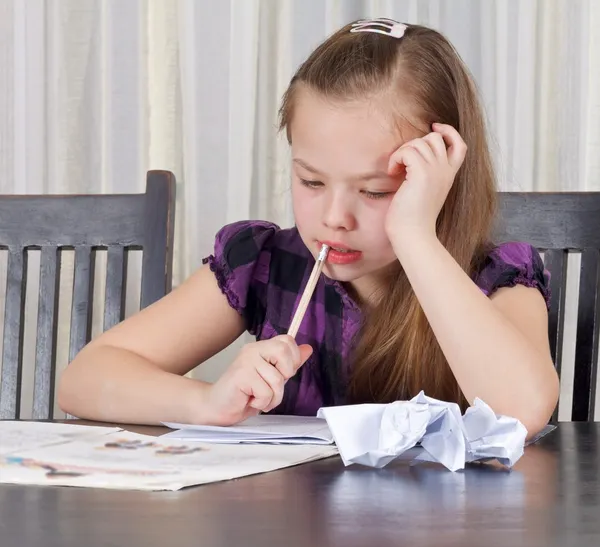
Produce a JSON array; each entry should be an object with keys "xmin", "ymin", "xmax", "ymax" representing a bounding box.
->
[
  {"xmin": 495, "ymin": 192, "xmax": 600, "ymax": 422},
  {"xmin": 0, "ymin": 170, "xmax": 176, "ymax": 419}
]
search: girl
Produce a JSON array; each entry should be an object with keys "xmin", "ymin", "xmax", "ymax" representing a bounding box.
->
[{"xmin": 58, "ymin": 19, "xmax": 559, "ymax": 439}]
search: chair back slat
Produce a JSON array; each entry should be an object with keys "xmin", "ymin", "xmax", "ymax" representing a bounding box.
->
[
  {"xmin": 68, "ymin": 246, "xmax": 95, "ymax": 364},
  {"xmin": 32, "ymin": 246, "xmax": 61, "ymax": 419},
  {"xmin": 104, "ymin": 246, "xmax": 128, "ymax": 331},
  {"xmin": 572, "ymin": 249, "xmax": 600, "ymax": 421},
  {"xmin": 1, "ymin": 248, "xmax": 27, "ymax": 418},
  {"xmin": 543, "ymin": 249, "xmax": 568, "ymax": 375}
]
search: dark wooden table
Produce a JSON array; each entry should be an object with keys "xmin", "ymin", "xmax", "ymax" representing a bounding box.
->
[{"xmin": 1, "ymin": 421, "xmax": 598, "ymax": 547}]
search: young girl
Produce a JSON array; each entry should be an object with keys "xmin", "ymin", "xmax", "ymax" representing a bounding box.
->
[{"xmin": 58, "ymin": 19, "xmax": 559, "ymax": 439}]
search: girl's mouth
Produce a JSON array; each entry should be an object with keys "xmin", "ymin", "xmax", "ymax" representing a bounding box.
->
[{"xmin": 318, "ymin": 241, "xmax": 363, "ymax": 265}]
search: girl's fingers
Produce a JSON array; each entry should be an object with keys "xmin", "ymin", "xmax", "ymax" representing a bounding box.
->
[
  {"xmin": 404, "ymin": 138, "xmax": 438, "ymax": 164},
  {"xmin": 432, "ymin": 123, "xmax": 467, "ymax": 168},
  {"xmin": 422, "ymin": 131, "xmax": 448, "ymax": 160},
  {"xmin": 387, "ymin": 146, "xmax": 423, "ymax": 176},
  {"xmin": 254, "ymin": 361, "xmax": 286, "ymax": 412}
]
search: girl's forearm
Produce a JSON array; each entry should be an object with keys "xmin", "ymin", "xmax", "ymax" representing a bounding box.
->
[
  {"xmin": 58, "ymin": 344, "xmax": 213, "ymax": 425},
  {"xmin": 392, "ymin": 233, "xmax": 558, "ymax": 434}
]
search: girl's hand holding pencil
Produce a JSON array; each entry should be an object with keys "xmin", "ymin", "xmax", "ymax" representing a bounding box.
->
[
  {"xmin": 206, "ymin": 245, "xmax": 328, "ymax": 426},
  {"xmin": 206, "ymin": 335, "xmax": 313, "ymax": 425}
]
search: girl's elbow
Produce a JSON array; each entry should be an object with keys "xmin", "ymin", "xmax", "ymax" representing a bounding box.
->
[
  {"xmin": 522, "ymin": 374, "xmax": 560, "ymax": 440},
  {"xmin": 56, "ymin": 348, "xmax": 92, "ymax": 416},
  {"xmin": 56, "ymin": 366, "xmax": 80, "ymax": 416}
]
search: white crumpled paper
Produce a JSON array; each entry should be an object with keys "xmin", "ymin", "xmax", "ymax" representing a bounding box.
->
[{"xmin": 317, "ymin": 391, "xmax": 528, "ymax": 471}]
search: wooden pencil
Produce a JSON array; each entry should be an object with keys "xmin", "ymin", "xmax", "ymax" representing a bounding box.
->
[{"xmin": 287, "ymin": 244, "xmax": 329, "ymax": 338}]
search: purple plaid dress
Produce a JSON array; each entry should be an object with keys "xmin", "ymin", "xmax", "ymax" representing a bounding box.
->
[{"xmin": 203, "ymin": 220, "xmax": 551, "ymax": 416}]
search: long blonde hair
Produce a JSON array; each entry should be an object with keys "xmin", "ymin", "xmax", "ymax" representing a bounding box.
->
[{"xmin": 279, "ymin": 22, "xmax": 497, "ymax": 409}]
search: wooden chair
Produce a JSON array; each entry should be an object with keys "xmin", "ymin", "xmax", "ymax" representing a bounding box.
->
[
  {"xmin": 0, "ymin": 170, "xmax": 176, "ymax": 419},
  {"xmin": 495, "ymin": 192, "xmax": 600, "ymax": 421}
]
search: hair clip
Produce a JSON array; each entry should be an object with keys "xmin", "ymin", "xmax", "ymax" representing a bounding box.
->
[{"xmin": 350, "ymin": 18, "xmax": 408, "ymax": 39}]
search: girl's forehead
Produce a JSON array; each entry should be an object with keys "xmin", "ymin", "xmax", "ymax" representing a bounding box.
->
[{"xmin": 290, "ymin": 88, "xmax": 424, "ymax": 151}]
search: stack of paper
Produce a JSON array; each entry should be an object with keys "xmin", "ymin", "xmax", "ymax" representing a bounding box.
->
[{"xmin": 162, "ymin": 415, "xmax": 334, "ymax": 445}]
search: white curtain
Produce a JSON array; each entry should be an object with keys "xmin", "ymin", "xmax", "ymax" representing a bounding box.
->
[{"xmin": 1, "ymin": 0, "xmax": 599, "ymax": 419}]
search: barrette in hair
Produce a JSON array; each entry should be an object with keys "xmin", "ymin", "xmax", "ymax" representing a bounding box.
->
[{"xmin": 350, "ymin": 18, "xmax": 408, "ymax": 39}]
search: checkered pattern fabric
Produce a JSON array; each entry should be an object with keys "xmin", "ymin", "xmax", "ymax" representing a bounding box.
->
[{"xmin": 203, "ymin": 221, "xmax": 550, "ymax": 416}]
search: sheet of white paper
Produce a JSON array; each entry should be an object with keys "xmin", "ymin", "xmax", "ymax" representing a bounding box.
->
[
  {"xmin": 0, "ymin": 430, "xmax": 338, "ymax": 491},
  {"xmin": 162, "ymin": 415, "xmax": 334, "ymax": 445},
  {"xmin": 317, "ymin": 391, "xmax": 532, "ymax": 471},
  {"xmin": 0, "ymin": 421, "xmax": 121, "ymax": 456},
  {"xmin": 526, "ymin": 424, "xmax": 556, "ymax": 445}
]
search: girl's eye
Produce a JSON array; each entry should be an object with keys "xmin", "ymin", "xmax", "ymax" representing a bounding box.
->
[
  {"xmin": 300, "ymin": 179, "xmax": 323, "ymax": 189},
  {"xmin": 362, "ymin": 190, "xmax": 393, "ymax": 200},
  {"xmin": 299, "ymin": 179, "xmax": 392, "ymax": 200}
]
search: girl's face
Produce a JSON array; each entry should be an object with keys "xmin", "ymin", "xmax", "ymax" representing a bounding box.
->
[{"xmin": 290, "ymin": 89, "xmax": 419, "ymax": 301}]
